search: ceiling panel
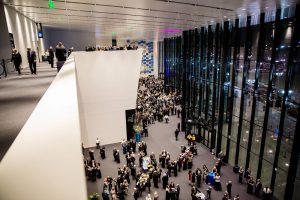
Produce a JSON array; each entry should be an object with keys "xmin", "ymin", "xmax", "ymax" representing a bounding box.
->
[{"xmin": 3, "ymin": 0, "xmax": 299, "ymax": 40}]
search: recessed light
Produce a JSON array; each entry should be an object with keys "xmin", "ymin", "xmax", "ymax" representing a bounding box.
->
[
  {"xmin": 242, "ymin": 8, "xmax": 246, "ymax": 11},
  {"xmin": 268, "ymin": 149, "xmax": 273, "ymax": 153}
]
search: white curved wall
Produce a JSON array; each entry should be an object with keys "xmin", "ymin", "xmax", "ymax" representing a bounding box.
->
[
  {"xmin": 75, "ymin": 50, "xmax": 142, "ymax": 147},
  {"xmin": 0, "ymin": 50, "xmax": 142, "ymax": 200},
  {"xmin": 0, "ymin": 55, "xmax": 87, "ymax": 200}
]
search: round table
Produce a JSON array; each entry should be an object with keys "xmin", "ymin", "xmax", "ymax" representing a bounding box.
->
[
  {"xmin": 142, "ymin": 157, "xmax": 151, "ymax": 170},
  {"xmin": 195, "ymin": 192, "xmax": 205, "ymax": 200}
]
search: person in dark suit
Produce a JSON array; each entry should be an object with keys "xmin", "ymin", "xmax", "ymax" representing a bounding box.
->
[
  {"xmin": 55, "ymin": 42, "xmax": 67, "ymax": 72},
  {"xmin": 27, "ymin": 48, "xmax": 37, "ymax": 74},
  {"xmin": 226, "ymin": 181, "xmax": 232, "ymax": 198},
  {"xmin": 89, "ymin": 149, "xmax": 94, "ymax": 160},
  {"xmin": 162, "ymin": 172, "xmax": 169, "ymax": 189},
  {"xmin": 175, "ymin": 128, "xmax": 179, "ymax": 140},
  {"xmin": 48, "ymin": 47, "xmax": 54, "ymax": 68},
  {"xmin": 11, "ymin": 49, "xmax": 22, "ymax": 75}
]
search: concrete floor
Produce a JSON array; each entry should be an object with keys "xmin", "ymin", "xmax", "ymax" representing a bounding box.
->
[
  {"xmin": 84, "ymin": 115, "xmax": 261, "ymax": 200},
  {"xmin": 0, "ymin": 63, "xmax": 57, "ymax": 161}
]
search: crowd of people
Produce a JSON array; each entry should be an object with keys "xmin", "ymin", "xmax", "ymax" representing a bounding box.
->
[
  {"xmin": 135, "ymin": 76, "xmax": 181, "ymax": 128},
  {"xmin": 85, "ymin": 44, "xmax": 138, "ymax": 52},
  {"xmin": 83, "ymin": 158, "xmax": 102, "ymax": 182},
  {"xmin": 10, "ymin": 41, "xmax": 70, "ymax": 76},
  {"xmin": 82, "ymin": 76, "xmax": 275, "ymax": 200}
]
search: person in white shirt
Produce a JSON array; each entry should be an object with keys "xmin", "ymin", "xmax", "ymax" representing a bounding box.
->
[
  {"xmin": 154, "ymin": 191, "xmax": 159, "ymax": 200},
  {"xmin": 164, "ymin": 115, "xmax": 169, "ymax": 123},
  {"xmin": 145, "ymin": 193, "xmax": 151, "ymax": 200},
  {"xmin": 96, "ymin": 138, "xmax": 100, "ymax": 149}
]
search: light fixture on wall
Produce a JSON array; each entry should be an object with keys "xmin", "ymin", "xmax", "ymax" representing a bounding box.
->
[{"xmin": 48, "ymin": 0, "xmax": 55, "ymax": 9}]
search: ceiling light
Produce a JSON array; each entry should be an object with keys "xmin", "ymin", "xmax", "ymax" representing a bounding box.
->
[
  {"xmin": 242, "ymin": 8, "xmax": 246, "ymax": 11},
  {"xmin": 224, "ymin": 16, "xmax": 227, "ymax": 18}
]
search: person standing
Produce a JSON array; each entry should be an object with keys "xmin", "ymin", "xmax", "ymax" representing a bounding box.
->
[
  {"xmin": 255, "ymin": 179, "xmax": 262, "ymax": 196},
  {"xmin": 48, "ymin": 46, "xmax": 54, "ymax": 68},
  {"xmin": 27, "ymin": 48, "xmax": 37, "ymax": 74},
  {"xmin": 96, "ymin": 138, "xmax": 100, "ymax": 149},
  {"xmin": 55, "ymin": 42, "xmax": 67, "ymax": 72},
  {"xmin": 226, "ymin": 180, "xmax": 232, "ymax": 199},
  {"xmin": 100, "ymin": 147, "xmax": 106, "ymax": 159},
  {"xmin": 27, "ymin": 47, "xmax": 30, "ymax": 65},
  {"xmin": 153, "ymin": 191, "xmax": 159, "ymax": 200},
  {"xmin": 89, "ymin": 149, "xmax": 95, "ymax": 160},
  {"xmin": 206, "ymin": 186, "xmax": 212, "ymax": 199},
  {"xmin": 238, "ymin": 166, "xmax": 244, "ymax": 184},
  {"xmin": 133, "ymin": 188, "xmax": 139, "ymax": 200},
  {"xmin": 162, "ymin": 172, "xmax": 169, "ymax": 189},
  {"xmin": 175, "ymin": 128, "xmax": 179, "ymax": 141},
  {"xmin": 177, "ymin": 108, "xmax": 181, "ymax": 118},
  {"xmin": 11, "ymin": 49, "xmax": 22, "ymax": 75},
  {"xmin": 176, "ymin": 184, "xmax": 180, "ymax": 200}
]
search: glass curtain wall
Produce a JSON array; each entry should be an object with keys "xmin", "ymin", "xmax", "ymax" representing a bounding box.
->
[
  {"xmin": 163, "ymin": 36, "xmax": 182, "ymax": 93},
  {"xmin": 160, "ymin": 5, "xmax": 300, "ymax": 200}
]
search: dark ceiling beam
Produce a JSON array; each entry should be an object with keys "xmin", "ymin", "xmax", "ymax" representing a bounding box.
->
[
  {"xmin": 152, "ymin": 0, "xmax": 234, "ymax": 11},
  {"xmin": 7, "ymin": 0, "xmax": 222, "ymax": 19},
  {"xmin": 18, "ymin": 10, "xmax": 198, "ymax": 27}
]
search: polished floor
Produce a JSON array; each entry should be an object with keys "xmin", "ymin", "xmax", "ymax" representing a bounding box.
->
[
  {"xmin": 84, "ymin": 115, "xmax": 260, "ymax": 200},
  {"xmin": 0, "ymin": 63, "xmax": 57, "ymax": 161}
]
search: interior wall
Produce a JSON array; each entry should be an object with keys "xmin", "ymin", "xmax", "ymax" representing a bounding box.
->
[
  {"xmin": 95, "ymin": 38, "xmax": 127, "ymax": 47},
  {"xmin": 0, "ymin": 54, "xmax": 87, "ymax": 200},
  {"xmin": 4, "ymin": 5, "xmax": 43, "ymax": 65},
  {"xmin": 75, "ymin": 50, "xmax": 142, "ymax": 147},
  {"xmin": 43, "ymin": 27, "xmax": 96, "ymax": 51},
  {"xmin": 0, "ymin": 4, "xmax": 11, "ymax": 60}
]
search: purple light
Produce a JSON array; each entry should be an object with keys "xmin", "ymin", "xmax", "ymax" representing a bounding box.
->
[{"xmin": 160, "ymin": 29, "xmax": 182, "ymax": 33}]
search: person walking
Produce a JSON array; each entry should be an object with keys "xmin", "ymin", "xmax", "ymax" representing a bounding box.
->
[
  {"xmin": 27, "ymin": 48, "xmax": 37, "ymax": 74},
  {"xmin": 11, "ymin": 49, "xmax": 22, "ymax": 75},
  {"xmin": 48, "ymin": 46, "xmax": 54, "ymax": 68},
  {"xmin": 55, "ymin": 42, "xmax": 67, "ymax": 72}
]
